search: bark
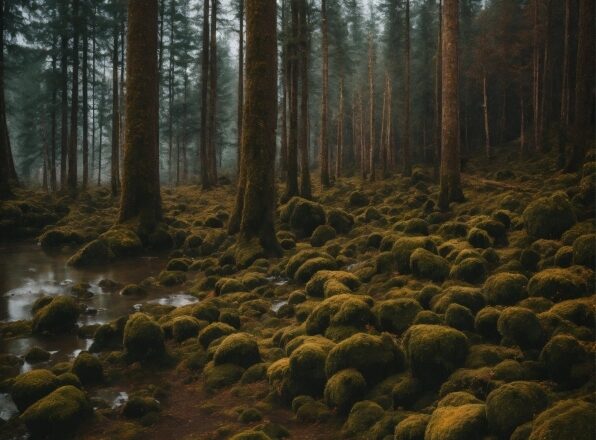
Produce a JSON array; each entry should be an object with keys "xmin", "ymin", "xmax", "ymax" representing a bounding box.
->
[
  {"xmin": 482, "ymin": 72, "xmax": 490, "ymax": 159},
  {"xmin": 207, "ymin": 0, "xmax": 218, "ymax": 185},
  {"xmin": 67, "ymin": 0, "xmax": 79, "ymax": 195},
  {"xmin": 279, "ymin": 0, "xmax": 288, "ymax": 180},
  {"xmin": 380, "ymin": 74, "xmax": 387, "ymax": 178},
  {"xmin": 434, "ymin": 0, "xmax": 442, "ymax": 182},
  {"xmin": 111, "ymin": 26, "xmax": 121, "ymax": 196},
  {"xmin": 565, "ymin": 0, "xmax": 594, "ymax": 172},
  {"xmin": 236, "ymin": 0, "xmax": 244, "ymax": 178},
  {"xmin": 319, "ymin": 0, "xmax": 330, "ymax": 187},
  {"xmin": 50, "ymin": 36, "xmax": 57, "ymax": 192},
  {"xmin": 233, "ymin": 0, "xmax": 282, "ymax": 259},
  {"xmin": 336, "ymin": 77, "xmax": 344, "ymax": 179},
  {"xmin": 91, "ymin": 9, "xmax": 96, "ymax": 184},
  {"xmin": 403, "ymin": 0, "xmax": 411, "ymax": 176},
  {"xmin": 368, "ymin": 35, "xmax": 375, "ymax": 182},
  {"xmin": 532, "ymin": 0, "xmax": 542, "ymax": 152},
  {"xmin": 168, "ymin": 0, "xmax": 174, "ymax": 183},
  {"xmin": 558, "ymin": 0, "xmax": 571, "ymax": 168},
  {"xmin": 359, "ymin": 91, "xmax": 365, "ymax": 179},
  {"xmin": 118, "ymin": 0, "xmax": 162, "ymax": 228},
  {"xmin": 200, "ymin": 0, "xmax": 210, "ymax": 188},
  {"xmin": 60, "ymin": 20, "xmax": 68, "ymax": 190},
  {"xmin": 520, "ymin": 93, "xmax": 525, "ymax": 154},
  {"xmin": 0, "ymin": 1, "xmax": 10, "ymax": 198},
  {"xmin": 438, "ymin": 0, "xmax": 464, "ymax": 211},
  {"xmin": 298, "ymin": 0, "xmax": 311, "ymax": 199},
  {"xmin": 82, "ymin": 7, "xmax": 89, "ymax": 189}
]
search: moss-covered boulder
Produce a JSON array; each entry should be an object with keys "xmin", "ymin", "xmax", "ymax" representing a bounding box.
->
[
  {"xmin": 484, "ymin": 272, "xmax": 528, "ymax": 306},
  {"xmin": 403, "ymin": 325, "xmax": 468, "ymax": 384},
  {"xmin": 497, "ymin": 307, "xmax": 544, "ymax": 349},
  {"xmin": 11, "ymin": 369, "xmax": 61, "ymax": 411},
  {"xmin": 445, "ymin": 304, "xmax": 474, "ymax": 332},
  {"xmin": 280, "ymin": 197, "xmax": 326, "ymax": 237},
  {"xmin": 485, "ymin": 381, "xmax": 548, "ymax": 437},
  {"xmin": 294, "ymin": 257, "xmax": 338, "ymax": 283},
  {"xmin": 327, "ymin": 208, "xmax": 354, "ymax": 234},
  {"xmin": 20, "ymin": 385, "xmax": 92, "ymax": 439},
  {"xmin": 71, "ymin": 351, "xmax": 103, "ymax": 385},
  {"xmin": 528, "ymin": 399, "xmax": 595, "ymax": 440},
  {"xmin": 392, "ymin": 237, "xmax": 437, "ymax": 274},
  {"xmin": 39, "ymin": 227, "xmax": 83, "ymax": 250},
  {"xmin": 348, "ymin": 191, "xmax": 369, "ymax": 207},
  {"xmin": 467, "ymin": 227, "xmax": 492, "ymax": 249},
  {"xmin": 325, "ymin": 333, "xmax": 404, "ymax": 384},
  {"xmin": 123, "ymin": 313, "xmax": 165, "ymax": 361},
  {"xmin": 32, "ymin": 296, "xmax": 80, "ymax": 334},
  {"xmin": 431, "ymin": 286, "xmax": 485, "ymax": 314},
  {"xmin": 67, "ymin": 239, "xmax": 113, "ymax": 267},
  {"xmin": 394, "ymin": 414, "xmax": 430, "ymax": 440},
  {"xmin": 287, "ymin": 343, "xmax": 328, "ymax": 397},
  {"xmin": 213, "ymin": 333, "xmax": 261, "ymax": 369},
  {"xmin": 230, "ymin": 430, "xmax": 272, "ymax": 440},
  {"xmin": 99, "ymin": 227, "xmax": 142, "ymax": 257},
  {"xmin": 523, "ymin": 192, "xmax": 576, "ymax": 239},
  {"xmin": 474, "ymin": 307, "xmax": 501, "ymax": 340},
  {"xmin": 324, "ymin": 368, "xmax": 367, "ymax": 414},
  {"xmin": 310, "ymin": 225, "xmax": 336, "ymax": 247},
  {"xmin": 527, "ymin": 268, "xmax": 587, "ymax": 301},
  {"xmin": 24, "ymin": 346, "xmax": 51, "ymax": 364},
  {"xmin": 170, "ymin": 316, "xmax": 203, "ymax": 342},
  {"xmin": 342, "ymin": 400, "xmax": 384, "ymax": 438},
  {"xmin": 198, "ymin": 322, "xmax": 236, "ymax": 348},
  {"xmin": 425, "ymin": 404, "xmax": 487, "ymax": 440},
  {"xmin": 305, "ymin": 270, "xmax": 360, "ymax": 298},
  {"xmin": 410, "ymin": 248, "xmax": 450, "ymax": 282},
  {"xmin": 204, "ymin": 362, "xmax": 244, "ymax": 391},
  {"xmin": 572, "ymin": 234, "xmax": 595, "ymax": 268},
  {"xmin": 449, "ymin": 257, "xmax": 487, "ymax": 284},
  {"xmin": 122, "ymin": 395, "xmax": 160, "ymax": 419},
  {"xmin": 540, "ymin": 334, "xmax": 588, "ymax": 385},
  {"xmin": 373, "ymin": 298, "xmax": 422, "ymax": 334},
  {"xmin": 158, "ymin": 270, "xmax": 186, "ymax": 287}
]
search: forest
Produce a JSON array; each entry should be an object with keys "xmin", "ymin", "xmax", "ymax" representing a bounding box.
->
[{"xmin": 0, "ymin": 0, "xmax": 594, "ymax": 439}]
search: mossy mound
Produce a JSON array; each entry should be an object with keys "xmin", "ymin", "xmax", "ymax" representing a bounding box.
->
[
  {"xmin": 425, "ymin": 403, "xmax": 487, "ymax": 440},
  {"xmin": 310, "ymin": 225, "xmax": 336, "ymax": 247},
  {"xmin": 293, "ymin": 257, "xmax": 338, "ymax": 283},
  {"xmin": 528, "ymin": 399, "xmax": 595, "ymax": 440},
  {"xmin": 342, "ymin": 400, "xmax": 384, "ymax": 438},
  {"xmin": 122, "ymin": 395, "xmax": 160, "ymax": 419},
  {"xmin": 24, "ymin": 346, "xmax": 51, "ymax": 364},
  {"xmin": 327, "ymin": 208, "xmax": 354, "ymax": 234},
  {"xmin": 324, "ymin": 368, "xmax": 367, "ymax": 414},
  {"xmin": 305, "ymin": 294, "xmax": 370, "ymax": 335},
  {"xmin": 539, "ymin": 334, "xmax": 588, "ymax": 385},
  {"xmin": 287, "ymin": 343, "xmax": 329, "ymax": 398},
  {"xmin": 497, "ymin": 307, "xmax": 544, "ymax": 349},
  {"xmin": 527, "ymin": 268, "xmax": 588, "ymax": 301},
  {"xmin": 325, "ymin": 333, "xmax": 404, "ymax": 385},
  {"xmin": 213, "ymin": 333, "xmax": 261, "ymax": 369},
  {"xmin": 483, "ymin": 272, "xmax": 528, "ymax": 306},
  {"xmin": 410, "ymin": 248, "xmax": 450, "ymax": 282},
  {"xmin": 348, "ymin": 191, "xmax": 369, "ymax": 207},
  {"xmin": 158, "ymin": 270, "xmax": 186, "ymax": 287},
  {"xmin": 168, "ymin": 315, "xmax": 202, "ymax": 342},
  {"xmin": 32, "ymin": 295, "xmax": 80, "ymax": 334},
  {"xmin": 449, "ymin": 257, "xmax": 487, "ymax": 284},
  {"xmin": 403, "ymin": 325, "xmax": 468, "ymax": 384},
  {"xmin": 99, "ymin": 227, "xmax": 142, "ymax": 257},
  {"xmin": 198, "ymin": 322, "xmax": 236, "ymax": 348},
  {"xmin": 392, "ymin": 236, "xmax": 438, "ymax": 274},
  {"xmin": 522, "ymin": 192, "xmax": 576, "ymax": 239},
  {"xmin": 204, "ymin": 362, "xmax": 245, "ymax": 391},
  {"xmin": 373, "ymin": 298, "xmax": 422, "ymax": 334},
  {"xmin": 394, "ymin": 414, "xmax": 430, "ymax": 440},
  {"xmin": 67, "ymin": 239, "xmax": 113, "ymax": 267},
  {"xmin": 485, "ymin": 381, "xmax": 548, "ymax": 437},
  {"xmin": 120, "ymin": 284, "xmax": 146, "ymax": 296},
  {"xmin": 305, "ymin": 270, "xmax": 360, "ymax": 298},
  {"xmin": 467, "ymin": 227, "xmax": 492, "ymax": 248},
  {"xmin": 445, "ymin": 304, "xmax": 474, "ymax": 332},
  {"xmin": 572, "ymin": 233, "xmax": 595, "ymax": 268},
  {"xmin": 474, "ymin": 307, "xmax": 501, "ymax": 340},
  {"xmin": 11, "ymin": 369, "xmax": 61, "ymax": 411},
  {"xmin": 71, "ymin": 351, "xmax": 103, "ymax": 385},
  {"xmin": 123, "ymin": 313, "xmax": 166, "ymax": 361},
  {"xmin": 438, "ymin": 391, "xmax": 482, "ymax": 407},
  {"xmin": 20, "ymin": 385, "xmax": 92, "ymax": 439},
  {"xmin": 39, "ymin": 227, "xmax": 83, "ymax": 250},
  {"xmin": 280, "ymin": 197, "xmax": 326, "ymax": 238},
  {"xmin": 431, "ymin": 286, "xmax": 485, "ymax": 314}
]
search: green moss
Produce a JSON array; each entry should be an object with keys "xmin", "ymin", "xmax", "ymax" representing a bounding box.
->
[
  {"xmin": 497, "ymin": 307, "xmax": 544, "ymax": 349},
  {"xmin": 204, "ymin": 361, "xmax": 244, "ymax": 391},
  {"xmin": 527, "ymin": 268, "xmax": 587, "ymax": 301},
  {"xmin": 330, "ymin": 298, "xmax": 374, "ymax": 329},
  {"xmin": 32, "ymin": 296, "xmax": 80, "ymax": 334},
  {"xmin": 198, "ymin": 322, "xmax": 236, "ymax": 348},
  {"xmin": 550, "ymin": 299, "xmax": 594, "ymax": 327},
  {"xmin": 305, "ymin": 294, "xmax": 358, "ymax": 335},
  {"xmin": 467, "ymin": 227, "xmax": 492, "ymax": 248},
  {"xmin": 238, "ymin": 407, "xmax": 263, "ymax": 423},
  {"xmin": 528, "ymin": 399, "xmax": 595, "ymax": 440},
  {"xmin": 39, "ymin": 227, "xmax": 84, "ymax": 250},
  {"xmin": 122, "ymin": 395, "xmax": 160, "ymax": 418},
  {"xmin": 171, "ymin": 316, "xmax": 202, "ymax": 342},
  {"xmin": 230, "ymin": 431, "xmax": 272, "ymax": 440},
  {"xmin": 540, "ymin": 334, "xmax": 587, "ymax": 385},
  {"xmin": 392, "ymin": 237, "xmax": 438, "ymax": 274},
  {"xmin": 285, "ymin": 250, "xmax": 331, "ymax": 278},
  {"xmin": 304, "ymin": 270, "xmax": 360, "ymax": 298},
  {"xmin": 280, "ymin": 197, "xmax": 326, "ymax": 237},
  {"xmin": 484, "ymin": 272, "xmax": 528, "ymax": 306},
  {"xmin": 120, "ymin": 284, "xmax": 146, "ymax": 296},
  {"xmin": 99, "ymin": 227, "xmax": 142, "ymax": 257},
  {"xmin": 554, "ymin": 245, "xmax": 574, "ymax": 267},
  {"xmin": 158, "ymin": 270, "xmax": 186, "ymax": 287},
  {"xmin": 24, "ymin": 346, "xmax": 51, "ymax": 364},
  {"xmin": 71, "ymin": 351, "xmax": 103, "ymax": 385},
  {"xmin": 213, "ymin": 333, "xmax": 261, "ymax": 368},
  {"xmin": 325, "ymin": 333, "xmax": 404, "ymax": 384},
  {"xmin": 327, "ymin": 208, "xmax": 354, "ymax": 234},
  {"xmin": 11, "ymin": 369, "xmax": 61, "ymax": 411},
  {"xmin": 287, "ymin": 343, "xmax": 328, "ymax": 397},
  {"xmin": 294, "ymin": 257, "xmax": 338, "ymax": 283},
  {"xmin": 445, "ymin": 304, "xmax": 474, "ymax": 332},
  {"xmin": 20, "ymin": 385, "xmax": 92, "ymax": 439},
  {"xmin": 394, "ymin": 414, "xmax": 430, "ymax": 440},
  {"xmin": 474, "ymin": 307, "xmax": 501, "ymax": 340},
  {"xmin": 403, "ymin": 325, "xmax": 468, "ymax": 384},
  {"xmin": 310, "ymin": 225, "xmax": 336, "ymax": 247},
  {"xmin": 449, "ymin": 257, "xmax": 487, "ymax": 284},
  {"xmin": 191, "ymin": 301, "xmax": 220, "ymax": 322},
  {"xmin": 485, "ymin": 381, "xmax": 548, "ymax": 437},
  {"xmin": 572, "ymin": 234, "xmax": 595, "ymax": 268},
  {"xmin": 348, "ymin": 191, "xmax": 369, "ymax": 207},
  {"xmin": 123, "ymin": 312, "xmax": 166, "ymax": 361},
  {"xmin": 215, "ymin": 277, "xmax": 246, "ymax": 295},
  {"xmin": 438, "ymin": 391, "xmax": 482, "ymax": 407},
  {"xmin": 166, "ymin": 258, "xmax": 191, "ymax": 272},
  {"xmin": 391, "ymin": 373, "xmax": 420, "ymax": 408},
  {"xmin": 431, "ymin": 286, "xmax": 485, "ymax": 314},
  {"xmin": 324, "ymin": 368, "xmax": 367, "ymax": 414},
  {"xmin": 523, "ymin": 192, "xmax": 576, "ymax": 239},
  {"xmin": 295, "ymin": 399, "xmax": 331, "ymax": 423},
  {"xmin": 425, "ymin": 404, "xmax": 487, "ymax": 440},
  {"xmin": 240, "ymin": 363, "xmax": 267, "ymax": 384},
  {"xmin": 67, "ymin": 239, "xmax": 113, "ymax": 267},
  {"xmin": 373, "ymin": 298, "xmax": 422, "ymax": 334},
  {"xmin": 437, "ymin": 221, "xmax": 469, "ymax": 239},
  {"xmin": 410, "ymin": 248, "xmax": 450, "ymax": 281},
  {"xmin": 342, "ymin": 400, "xmax": 384, "ymax": 437}
]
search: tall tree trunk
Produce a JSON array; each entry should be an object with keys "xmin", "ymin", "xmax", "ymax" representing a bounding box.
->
[
  {"xmin": 520, "ymin": 92, "xmax": 525, "ymax": 154},
  {"xmin": 558, "ymin": 0, "xmax": 571, "ymax": 169},
  {"xmin": 298, "ymin": 0, "xmax": 311, "ymax": 199},
  {"xmin": 60, "ymin": 21, "xmax": 68, "ymax": 190},
  {"xmin": 434, "ymin": 0, "xmax": 442, "ymax": 182},
  {"xmin": 532, "ymin": 0, "xmax": 542, "ymax": 152},
  {"xmin": 282, "ymin": 0, "xmax": 299, "ymax": 201},
  {"xmin": 482, "ymin": 72, "xmax": 490, "ymax": 159},
  {"xmin": 368, "ymin": 35, "xmax": 375, "ymax": 182},
  {"xmin": 91, "ymin": 8, "xmax": 96, "ymax": 184},
  {"xmin": 336, "ymin": 77, "xmax": 344, "ymax": 179},
  {"xmin": 438, "ymin": 0, "xmax": 464, "ymax": 211},
  {"xmin": 168, "ymin": 0, "xmax": 174, "ymax": 184},
  {"xmin": 565, "ymin": 0, "xmax": 594, "ymax": 172},
  {"xmin": 199, "ymin": 0, "xmax": 210, "ymax": 188},
  {"xmin": 0, "ymin": 0, "xmax": 11, "ymax": 199},
  {"xmin": 279, "ymin": 0, "xmax": 288, "ymax": 181},
  {"xmin": 50, "ymin": 35, "xmax": 58, "ymax": 193},
  {"xmin": 119, "ymin": 0, "xmax": 162, "ymax": 229},
  {"xmin": 67, "ymin": 0, "xmax": 80, "ymax": 195},
  {"xmin": 236, "ymin": 0, "xmax": 244, "ymax": 178},
  {"xmin": 359, "ymin": 90, "xmax": 365, "ymax": 179},
  {"xmin": 207, "ymin": 0, "xmax": 218, "ymax": 185},
  {"xmin": 403, "ymin": 0, "xmax": 411, "ymax": 176},
  {"xmin": 82, "ymin": 7, "xmax": 89, "ymax": 189},
  {"xmin": 111, "ymin": 27, "xmax": 121, "ymax": 196},
  {"xmin": 233, "ymin": 0, "xmax": 282, "ymax": 263},
  {"xmin": 319, "ymin": 0, "xmax": 330, "ymax": 187},
  {"xmin": 380, "ymin": 74, "xmax": 387, "ymax": 179},
  {"xmin": 98, "ymin": 64, "xmax": 105, "ymax": 186}
]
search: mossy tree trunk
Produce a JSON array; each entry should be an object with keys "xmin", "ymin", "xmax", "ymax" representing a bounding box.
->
[
  {"xmin": 438, "ymin": 0, "xmax": 464, "ymax": 211},
  {"xmin": 199, "ymin": 0, "xmax": 210, "ymax": 188},
  {"xmin": 279, "ymin": 0, "xmax": 288, "ymax": 181},
  {"xmin": 118, "ymin": 0, "xmax": 162, "ymax": 229},
  {"xmin": 564, "ymin": 0, "xmax": 594, "ymax": 172},
  {"xmin": 111, "ymin": 26, "xmax": 120, "ymax": 196},
  {"xmin": 298, "ymin": 0, "xmax": 311, "ymax": 200},
  {"xmin": 320, "ymin": 0, "xmax": 330, "ymax": 187},
  {"xmin": 233, "ymin": 0, "xmax": 282, "ymax": 260}
]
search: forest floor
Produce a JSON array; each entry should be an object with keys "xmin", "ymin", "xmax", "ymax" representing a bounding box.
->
[{"xmin": 0, "ymin": 143, "xmax": 594, "ymax": 440}]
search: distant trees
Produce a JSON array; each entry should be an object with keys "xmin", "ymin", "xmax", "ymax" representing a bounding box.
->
[{"xmin": 0, "ymin": 0, "xmax": 14, "ymax": 199}]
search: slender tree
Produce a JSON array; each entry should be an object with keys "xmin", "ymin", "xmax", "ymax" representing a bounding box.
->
[
  {"xmin": 236, "ymin": 0, "xmax": 244, "ymax": 177},
  {"xmin": 119, "ymin": 0, "xmax": 162, "ymax": 228},
  {"xmin": 0, "ymin": 0, "xmax": 14, "ymax": 199},
  {"xmin": 320, "ymin": 0, "xmax": 330, "ymax": 187},
  {"xmin": 336, "ymin": 77, "xmax": 343, "ymax": 179},
  {"xmin": 557, "ymin": 0, "xmax": 571, "ymax": 169},
  {"xmin": 60, "ymin": 5, "xmax": 68, "ymax": 190},
  {"xmin": 438, "ymin": 0, "xmax": 464, "ymax": 210},
  {"xmin": 67, "ymin": 0, "xmax": 80, "ymax": 194},
  {"xmin": 368, "ymin": 34, "xmax": 375, "ymax": 181},
  {"xmin": 298, "ymin": 0, "xmax": 311, "ymax": 199},
  {"xmin": 82, "ymin": 3, "xmax": 89, "ymax": 189},
  {"xmin": 111, "ymin": 23, "xmax": 121, "ymax": 196},
  {"xmin": 403, "ymin": 0, "xmax": 411, "ymax": 176},
  {"xmin": 199, "ymin": 0, "xmax": 210, "ymax": 188},
  {"xmin": 434, "ymin": 0, "xmax": 442, "ymax": 181},
  {"xmin": 232, "ymin": 0, "xmax": 282, "ymax": 263},
  {"xmin": 207, "ymin": 0, "xmax": 218, "ymax": 184}
]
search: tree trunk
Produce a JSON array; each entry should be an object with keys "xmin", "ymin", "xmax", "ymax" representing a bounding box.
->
[
  {"xmin": 438, "ymin": 0, "xmax": 464, "ymax": 211},
  {"xmin": 168, "ymin": 0, "xmax": 174, "ymax": 184},
  {"xmin": 359, "ymin": 90, "xmax": 366, "ymax": 179},
  {"xmin": 558, "ymin": 0, "xmax": 571, "ymax": 169},
  {"xmin": 119, "ymin": 0, "xmax": 162, "ymax": 229},
  {"xmin": 91, "ymin": 9, "xmax": 96, "ymax": 184},
  {"xmin": 111, "ymin": 27, "xmax": 121, "ymax": 196},
  {"xmin": 50, "ymin": 36, "xmax": 58, "ymax": 193},
  {"xmin": 279, "ymin": 0, "xmax": 288, "ymax": 181},
  {"xmin": 200, "ymin": 0, "xmax": 210, "ymax": 188},
  {"xmin": 67, "ymin": 0, "xmax": 79, "ymax": 195},
  {"xmin": 520, "ymin": 93, "xmax": 525, "ymax": 154},
  {"xmin": 403, "ymin": 0, "xmax": 411, "ymax": 176},
  {"xmin": 336, "ymin": 77, "xmax": 344, "ymax": 179},
  {"xmin": 60, "ymin": 22, "xmax": 68, "ymax": 190},
  {"xmin": 82, "ymin": 7, "xmax": 89, "ymax": 189},
  {"xmin": 207, "ymin": 0, "xmax": 218, "ymax": 185},
  {"xmin": 532, "ymin": 0, "xmax": 542, "ymax": 152},
  {"xmin": 434, "ymin": 0, "xmax": 442, "ymax": 182},
  {"xmin": 565, "ymin": 0, "xmax": 594, "ymax": 172},
  {"xmin": 0, "ymin": 1, "xmax": 10, "ymax": 198},
  {"xmin": 368, "ymin": 35, "xmax": 375, "ymax": 182},
  {"xmin": 319, "ymin": 0, "xmax": 329, "ymax": 187},
  {"xmin": 233, "ymin": 0, "xmax": 282, "ymax": 263},
  {"xmin": 380, "ymin": 74, "xmax": 387, "ymax": 179},
  {"xmin": 236, "ymin": 0, "xmax": 244, "ymax": 178},
  {"xmin": 482, "ymin": 72, "xmax": 490, "ymax": 159},
  {"xmin": 298, "ymin": 0, "xmax": 311, "ymax": 199}
]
